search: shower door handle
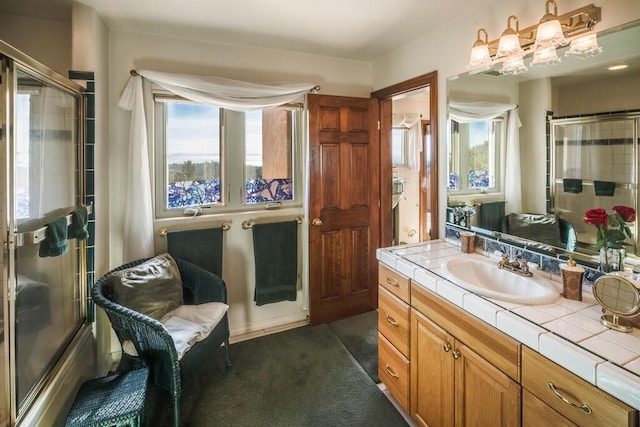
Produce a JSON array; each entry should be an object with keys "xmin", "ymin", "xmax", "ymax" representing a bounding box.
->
[{"xmin": 312, "ymin": 218, "xmax": 323, "ymax": 227}]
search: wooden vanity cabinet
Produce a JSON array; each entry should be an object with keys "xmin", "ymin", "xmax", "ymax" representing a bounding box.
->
[
  {"xmin": 378, "ymin": 264, "xmax": 411, "ymax": 410},
  {"xmin": 411, "ymin": 289, "xmax": 520, "ymax": 427},
  {"xmin": 522, "ymin": 346, "xmax": 638, "ymax": 427}
]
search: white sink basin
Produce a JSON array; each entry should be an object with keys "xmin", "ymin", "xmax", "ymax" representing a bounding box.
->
[{"xmin": 442, "ymin": 254, "xmax": 560, "ymax": 305}]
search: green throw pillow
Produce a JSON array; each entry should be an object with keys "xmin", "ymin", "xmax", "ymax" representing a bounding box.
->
[{"xmin": 109, "ymin": 253, "xmax": 184, "ymax": 320}]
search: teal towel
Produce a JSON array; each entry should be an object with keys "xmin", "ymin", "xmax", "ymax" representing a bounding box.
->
[
  {"xmin": 252, "ymin": 221, "xmax": 298, "ymax": 306},
  {"xmin": 167, "ymin": 227, "xmax": 223, "ymax": 277},
  {"xmin": 67, "ymin": 206, "xmax": 88, "ymax": 240},
  {"xmin": 39, "ymin": 216, "xmax": 68, "ymax": 257},
  {"xmin": 594, "ymin": 181, "xmax": 616, "ymax": 197},
  {"xmin": 563, "ymin": 178, "xmax": 583, "ymax": 194}
]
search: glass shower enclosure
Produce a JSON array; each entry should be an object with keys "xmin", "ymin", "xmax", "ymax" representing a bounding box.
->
[{"xmin": 1, "ymin": 42, "xmax": 87, "ymax": 424}]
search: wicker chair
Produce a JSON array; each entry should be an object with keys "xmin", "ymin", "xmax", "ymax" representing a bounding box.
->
[{"xmin": 92, "ymin": 257, "xmax": 232, "ymax": 427}]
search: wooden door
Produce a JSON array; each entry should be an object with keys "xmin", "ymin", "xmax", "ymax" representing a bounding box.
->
[
  {"xmin": 454, "ymin": 342, "xmax": 521, "ymax": 427},
  {"xmin": 308, "ymin": 94, "xmax": 380, "ymax": 324},
  {"xmin": 411, "ymin": 310, "xmax": 455, "ymax": 427}
]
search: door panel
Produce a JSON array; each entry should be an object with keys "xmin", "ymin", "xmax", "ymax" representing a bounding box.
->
[{"xmin": 309, "ymin": 94, "xmax": 379, "ymax": 324}]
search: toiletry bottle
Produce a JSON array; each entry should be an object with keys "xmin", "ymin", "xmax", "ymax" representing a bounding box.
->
[{"xmin": 560, "ymin": 255, "xmax": 585, "ymax": 301}]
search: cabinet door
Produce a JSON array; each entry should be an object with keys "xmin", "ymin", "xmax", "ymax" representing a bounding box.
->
[
  {"xmin": 454, "ymin": 342, "xmax": 521, "ymax": 427},
  {"xmin": 411, "ymin": 309, "xmax": 455, "ymax": 427}
]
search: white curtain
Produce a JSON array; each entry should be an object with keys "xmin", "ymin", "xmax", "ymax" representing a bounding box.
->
[
  {"xmin": 118, "ymin": 70, "xmax": 316, "ymax": 261},
  {"xmin": 449, "ymin": 101, "xmax": 522, "ymax": 214},
  {"xmin": 392, "ymin": 113, "xmax": 421, "ymax": 170}
]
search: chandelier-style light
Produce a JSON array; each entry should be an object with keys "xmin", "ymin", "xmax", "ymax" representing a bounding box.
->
[
  {"xmin": 467, "ymin": 28, "xmax": 493, "ymax": 70},
  {"xmin": 565, "ymin": 33, "xmax": 603, "ymax": 58},
  {"xmin": 496, "ymin": 16, "xmax": 524, "ymax": 59},
  {"xmin": 534, "ymin": 0, "xmax": 569, "ymax": 50}
]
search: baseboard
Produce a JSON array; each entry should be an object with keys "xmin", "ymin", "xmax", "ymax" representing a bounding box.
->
[{"xmin": 230, "ymin": 317, "xmax": 309, "ymax": 344}]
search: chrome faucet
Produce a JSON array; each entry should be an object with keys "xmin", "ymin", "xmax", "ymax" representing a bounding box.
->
[{"xmin": 498, "ymin": 253, "xmax": 533, "ymax": 277}]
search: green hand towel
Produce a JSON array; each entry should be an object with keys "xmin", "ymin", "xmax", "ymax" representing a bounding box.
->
[
  {"xmin": 39, "ymin": 216, "xmax": 68, "ymax": 257},
  {"xmin": 594, "ymin": 180, "xmax": 616, "ymax": 197},
  {"xmin": 67, "ymin": 206, "xmax": 89, "ymax": 240},
  {"xmin": 252, "ymin": 221, "xmax": 298, "ymax": 306},
  {"xmin": 167, "ymin": 227, "xmax": 223, "ymax": 277},
  {"xmin": 563, "ymin": 178, "xmax": 583, "ymax": 194}
]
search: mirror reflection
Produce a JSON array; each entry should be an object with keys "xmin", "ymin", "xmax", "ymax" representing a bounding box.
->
[
  {"xmin": 446, "ymin": 21, "xmax": 640, "ymax": 264},
  {"xmin": 593, "ymin": 275, "xmax": 640, "ymax": 315}
]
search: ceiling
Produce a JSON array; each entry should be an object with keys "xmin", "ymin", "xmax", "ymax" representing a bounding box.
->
[{"xmin": 0, "ymin": 0, "xmax": 498, "ymax": 61}]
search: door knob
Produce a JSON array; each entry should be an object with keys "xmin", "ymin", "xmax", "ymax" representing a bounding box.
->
[{"xmin": 312, "ymin": 218, "xmax": 323, "ymax": 227}]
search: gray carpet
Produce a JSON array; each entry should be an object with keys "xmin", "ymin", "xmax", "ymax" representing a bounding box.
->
[
  {"xmin": 329, "ymin": 310, "xmax": 379, "ymax": 383},
  {"xmin": 146, "ymin": 321, "xmax": 406, "ymax": 426}
]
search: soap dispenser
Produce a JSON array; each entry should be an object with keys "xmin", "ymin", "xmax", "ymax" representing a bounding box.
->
[{"xmin": 559, "ymin": 255, "xmax": 585, "ymax": 301}]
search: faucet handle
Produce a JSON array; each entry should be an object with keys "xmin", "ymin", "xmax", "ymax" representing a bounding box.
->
[{"xmin": 521, "ymin": 259, "xmax": 529, "ymax": 273}]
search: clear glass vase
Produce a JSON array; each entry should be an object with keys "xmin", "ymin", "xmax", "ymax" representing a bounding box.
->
[{"xmin": 600, "ymin": 246, "xmax": 626, "ymax": 272}]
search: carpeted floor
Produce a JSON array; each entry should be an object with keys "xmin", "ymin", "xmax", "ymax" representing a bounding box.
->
[
  {"xmin": 146, "ymin": 315, "xmax": 405, "ymax": 427},
  {"xmin": 329, "ymin": 310, "xmax": 379, "ymax": 383}
]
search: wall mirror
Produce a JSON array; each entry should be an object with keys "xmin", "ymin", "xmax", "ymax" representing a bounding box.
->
[
  {"xmin": 446, "ymin": 19, "xmax": 640, "ymax": 266},
  {"xmin": 593, "ymin": 274, "xmax": 640, "ymax": 332}
]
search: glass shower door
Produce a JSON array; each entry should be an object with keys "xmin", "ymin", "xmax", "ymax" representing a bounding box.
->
[{"xmin": 2, "ymin": 62, "xmax": 85, "ymax": 423}]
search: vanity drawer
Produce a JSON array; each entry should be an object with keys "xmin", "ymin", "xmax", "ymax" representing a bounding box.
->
[
  {"xmin": 522, "ymin": 346, "xmax": 637, "ymax": 427},
  {"xmin": 379, "ymin": 333, "xmax": 410, "ymax": 411},
  {"xmin": 378, "ymin": 286, "xmax": 410, "ymax": 358},
  {"xmin": 379, "ymin": 263, "xmax": 410, "ymax": 303}
]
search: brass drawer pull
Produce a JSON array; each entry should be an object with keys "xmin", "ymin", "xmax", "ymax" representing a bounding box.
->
[
  {"xmin": 452, "ymin": 349, "xmax": 461, "ymax": 360},
  {"xmin": 386, "ymin": 315, "xmax": 399, "ymax": 327},
  {"xmin": 386, "ymin": 277, "xmax": 400, "ymax": 287},
  {"xmin": 385, "ymin": 364, "xmax": 399, "ymax": 379},
  {"xmin": 548, "ymin": 382, "xmax": 593, "ymax": 415},
  {"xmin": 442, "ymin": 342, "xmax": 452, "ymax": 352}
]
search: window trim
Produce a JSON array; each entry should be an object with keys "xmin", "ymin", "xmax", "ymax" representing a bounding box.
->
[
  {"xmin": 153, "ymin": 98, "xmax": 303, "ymax": 219},
  {"xmin": 448, "ymin": 115, "xmax": 506, "ymax": 196}
]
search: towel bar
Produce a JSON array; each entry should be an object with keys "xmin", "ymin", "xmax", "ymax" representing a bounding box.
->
[
  {"xmin": 158, "ymin": 222, "xmax": 232, "ymax": 237},
  {"xmin": 241, "ymin": 216, "xmax": 303, "ymax": 229},
  {"xmin": 15, "ymin": 204, "xmax": 93, "ymax": 247}
]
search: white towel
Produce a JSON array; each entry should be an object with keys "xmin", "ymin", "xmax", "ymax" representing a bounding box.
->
[
  {"xmin": 166, "ymin": 302, "xmax": 229, "ymax": 341},
  {"xmin": 161, "ymin": 316, "xmax": 205, "ymax": 359}
]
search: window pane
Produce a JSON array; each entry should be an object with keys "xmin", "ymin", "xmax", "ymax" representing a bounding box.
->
[
  {"xmin": 245, "ymin": 109, "xmax": 294, "ymax": 204},
  {"xmin": 166, "ymin": 102, "xmax": 221, "ymax": 208},
  {"xmin": 468, "ymin": 121, "xmax": 493, "ymax": 189},
  {"xmin": 392, "ymin": 128, "xmax": 406, "ymax": 165}
]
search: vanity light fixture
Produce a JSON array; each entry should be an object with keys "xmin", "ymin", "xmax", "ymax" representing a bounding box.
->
[
  {"xmin": 465, "ymin": 2, "xmax": 601, "ymax": 74},
  {"xmin": 466, "ymin": 28, "xmax": 493, "ymax": 70}
]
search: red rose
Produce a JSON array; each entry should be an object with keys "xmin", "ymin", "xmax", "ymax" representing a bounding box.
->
[
  {"xmin": 584, "ymin": 208, "xmax": 608, "ymax": 228},
  {"xmin": 613, "ymin": 205, "xmax": 636, "ymax": 222}
]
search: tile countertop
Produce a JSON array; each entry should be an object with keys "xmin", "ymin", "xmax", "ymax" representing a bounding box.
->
[{"xmin": 377, "ymin": 239, "xmax": 640, "ymax": 411}]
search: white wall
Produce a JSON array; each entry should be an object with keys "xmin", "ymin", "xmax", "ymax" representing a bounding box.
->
[
  {"xmin": 72, "ymin": 2, "xmax": 112, "ymax": 374},
  {"xmin": 0, "ymin": 14, "xmax": 71, "ymax": 76},
  {"xmin": 519, "ymin": 78, "xmax": 552, "ymax": 213},
  {"xmin": 106, "ymin": 29, "xmax": 373, "ymax": 339},
  {"xmin": 555, "ymin": 71, "xmax": 640, "ymax": 116},
  {"xmin": 372, "ymin": 0, "xmax": 640, "ymax": 238}
]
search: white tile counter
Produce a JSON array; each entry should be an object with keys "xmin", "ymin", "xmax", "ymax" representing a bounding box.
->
[{"xmin": 377, "ymin": 240, "xmax": 640, "ymax": 410}]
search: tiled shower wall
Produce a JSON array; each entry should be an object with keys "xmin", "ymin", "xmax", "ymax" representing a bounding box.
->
[{"xmin": 551, "ymin": 113, "xmax": 639, "ymax": 252}]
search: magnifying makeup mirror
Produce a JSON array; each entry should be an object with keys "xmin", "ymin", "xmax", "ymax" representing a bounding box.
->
[{"xmin": 592, "ymin": 275, "xmax": 640, "ymax": 333}]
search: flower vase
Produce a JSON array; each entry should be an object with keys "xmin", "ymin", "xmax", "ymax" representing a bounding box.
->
[{"xmin": 600, "ymin": 246, "xmax": 626, "ymax": 272}]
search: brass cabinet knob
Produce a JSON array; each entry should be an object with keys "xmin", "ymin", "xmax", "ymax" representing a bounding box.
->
[
  {"xmin": 452, "ymin": 349, "xmax": 461, "ymax": 359},
  {"xmin": 442, "ymin": 342, "xmax": 452, "ymax": 352},
  {"xmin": 312, "ymin": 218, "xmax": 323, "ymax": 227}
]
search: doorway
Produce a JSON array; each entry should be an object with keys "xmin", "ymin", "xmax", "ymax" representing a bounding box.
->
[{"xmin": 372, "ymin": 71, "xmax": 438, "ymax": 248}]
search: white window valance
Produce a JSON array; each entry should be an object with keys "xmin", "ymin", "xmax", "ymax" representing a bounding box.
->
[
  {"xmin": 117, "ymin": 70, "xmax": 317, "ymax": 261},
  {"xmin": 136, "ymin": 69, "xmax": 316, "ymax": 112}
]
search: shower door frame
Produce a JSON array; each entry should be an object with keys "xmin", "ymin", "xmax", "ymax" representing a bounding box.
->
[{"xmin": 1, "ymin": 40, "xmax": 88, "ymax": 426}]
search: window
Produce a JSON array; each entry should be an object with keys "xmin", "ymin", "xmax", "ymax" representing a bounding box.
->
[
  {"xmin": 392, "ymin": 127, "xmax": 408, "ymax": 167},
  {"xmin": 155, "ymin": 99, "xmax": 301, "ymax": 217},
  {"xmin": 448, "ymin": 117, "xmax": 505, "ymax": 194}
]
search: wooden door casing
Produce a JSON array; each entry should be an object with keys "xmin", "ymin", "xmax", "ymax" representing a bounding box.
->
[{"xmin": 308, "ymin": 94, "xmax": 380, "ymax": 325}]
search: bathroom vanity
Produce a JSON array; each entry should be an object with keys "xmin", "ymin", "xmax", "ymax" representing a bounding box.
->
[{"xmin": 378, "ymin": 240, "xmax": 640, "ymax": 427}]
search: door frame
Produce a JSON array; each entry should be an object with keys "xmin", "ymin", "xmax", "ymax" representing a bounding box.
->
[{"xmin": 372, "ymin": 71, "xmax": 439, "ymax": 247}]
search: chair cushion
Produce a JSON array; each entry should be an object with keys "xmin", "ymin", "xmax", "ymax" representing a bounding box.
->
[
  {"xmin": 506, "ymin": 213, "xmax": 562, "ymax": 246},
  {"xmin": 109, "ymin": 253, "xmax": 184, "ymax": 320},
  {"xmin": 167, "ymin": 302, "xmax": 229, "ymax": 341}
]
